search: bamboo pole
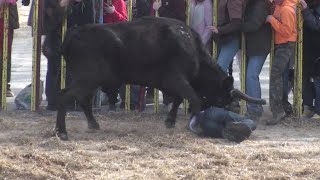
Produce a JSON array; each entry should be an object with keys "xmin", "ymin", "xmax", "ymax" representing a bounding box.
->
[
  {"xmin": 1, "ymin": 3, "xmax": 9, "ymax": 110},
  {"xmin": 61, "ymin": 8, "xmax": 67, "ymax": 90},
  {"xmin": 125, "ymin": 0, "xmax": 133, "ymax": 112},
  {"xmin": 31, "ymin": 0, "xmax": 42, "ymax": 111},
  {"xmin": 293, "ymin": 2, "xmax": 303, "ymax": 118},
  {"xmin": 183, "ymin": 0, "xmax": 191, "ymax": 115},
  {"xmin": 240, "ymin": 33, "xmax": 246, "ymax": 115},
  {"xmin": 153, "ymin": 0, "xmax": 160, "ymax": 113},
  {"xmin": 212, "ymin": 0, "xmax": 218, "ymax": 60}
]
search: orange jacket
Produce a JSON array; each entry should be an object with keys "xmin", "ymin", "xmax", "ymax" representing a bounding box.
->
[{"xmin": 269, "ymin": 0, "xmax": 297, "ymax": 44}]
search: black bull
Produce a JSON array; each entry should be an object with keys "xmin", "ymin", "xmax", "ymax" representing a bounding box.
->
[{"xmin": 55, "ymin": 17, "xmax": 266, "ymax": 140}]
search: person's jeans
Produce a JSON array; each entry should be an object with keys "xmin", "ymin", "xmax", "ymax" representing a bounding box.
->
[
  {"xmin": 246, "ymin": 55, "xmax": 267, "ymax": 117},
  {"xmin": 198, "ymin": 107, "xmax": 247, "ymax": 138},
  {"xmin": 314, "ymin": 77, "xmax": 320, "ymax": 114},
  {"xmin": 217, "ymin": 37, "xmax": 240, "ymax": 74}
]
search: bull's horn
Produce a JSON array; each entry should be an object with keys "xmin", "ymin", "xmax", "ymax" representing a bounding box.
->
[{"xmin": 230, "ymin": 89, "xmax": 266, "ymax": 105}]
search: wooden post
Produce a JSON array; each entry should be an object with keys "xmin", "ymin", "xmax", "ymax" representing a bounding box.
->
[{"xmin": 125, "ymin": 0, "xmax": 133, "ymax": 112}]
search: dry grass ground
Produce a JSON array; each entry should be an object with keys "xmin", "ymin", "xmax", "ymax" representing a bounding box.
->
[{"xmin": 0, "ymin": 110, "xmax": 320, "ymax": 180}]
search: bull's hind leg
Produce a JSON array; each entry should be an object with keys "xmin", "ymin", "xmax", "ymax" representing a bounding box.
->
[
  {"xmin": 56, "ymin": 85, "xmax": 98, "ymax": 140},
  {"xmin": 162, "ymin": 75, "xmax": 201, "ymax": 128}
]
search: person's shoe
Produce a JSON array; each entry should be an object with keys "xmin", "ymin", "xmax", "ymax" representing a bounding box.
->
[
  {"xmin": 6, "ymin": 89, "xmax": 14, "ymax": 97},
  {"xmin": 266, "ymin": 113, "xmax": 285, "ymax": 125},
  {"xmin": 188, "ymin": 115, "xmax": 201, "ymax": 134},
  {"xmin": 302, "ymin": 106, "xmax": 315, "ymax": 119},
  {"xmin": 222, "ymin": 121, "xmax": 253, "ymax": 143},
  {"xmin": 108, "ymin": 104, "xmax": 116, "ymax": 112}
]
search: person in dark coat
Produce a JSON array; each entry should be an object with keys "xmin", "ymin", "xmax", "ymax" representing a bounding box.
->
[
  {"xmin": 242, "ymin": 0, "xmax": 272, "ymax": 120},
  {"xmin": 300, "ymin": 0, "xmax": 320, "ymax": 117}
]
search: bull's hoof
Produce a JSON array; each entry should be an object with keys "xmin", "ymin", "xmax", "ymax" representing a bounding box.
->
[
  {"xmin": 165, "ymin": 120, "xmax": 175, "ymax": 128},
  {"xmin": 88, "ymin": 122, "xmax": 100, "ymax": 130},
  {"xmin": 56, "ymin": 132, "xmax": 68, "ymax": 141}
]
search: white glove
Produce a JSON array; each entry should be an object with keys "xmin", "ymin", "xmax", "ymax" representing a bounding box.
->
[
  {"xmin": 105, "ymin": 5, "xmax": 115, "ymax": 14},
  {"xmin": 153, "ymin": 1, "xmax": 162, "ymax": 11}
]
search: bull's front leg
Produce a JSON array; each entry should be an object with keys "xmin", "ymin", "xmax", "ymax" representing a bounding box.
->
[
  {"xmin": 56, "ymin": 89, "xmax": 72, "ymax": 140},
  {"xmin": 165, "ymin": 98, "xmax": 183, "ymax": 128}
]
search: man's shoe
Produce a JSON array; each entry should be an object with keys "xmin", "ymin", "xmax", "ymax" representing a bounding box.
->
[
  {"xmin": 222, "ymin": 121, "xmax": 253, "ymax": 142},
  {"xmin": 6, "ymin": 89, "xmax": 14, "ymax": 97}
]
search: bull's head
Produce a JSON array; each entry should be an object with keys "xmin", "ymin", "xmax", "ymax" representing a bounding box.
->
[{"xmin": 195, "ymin": 62, "xmax": 266, "ymax": 110}]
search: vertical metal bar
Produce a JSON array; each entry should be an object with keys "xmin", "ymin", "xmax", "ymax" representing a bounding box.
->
[
  {"xmin": 1, "ymin": 4, "xmax": 9, "ymax": 110},
  {"xmin": 125, "ymin": 0, "xmax": 133, "ymax": 112},
  {"xmin": 293, "ymin": 3, "xmax": 303, "ymax": 118},
  {"xmin": 31, "ymin": 0, "xmax": 42, "ymax": 111}
]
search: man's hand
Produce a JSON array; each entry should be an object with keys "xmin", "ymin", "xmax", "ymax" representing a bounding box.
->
[
  {"xmin": 266, "ymin": 15, "xmax": 273, "ymax": 23},
  {"xmin": 207, "ymin": 26, "xmax": 218, "ymax": 33},
  {"xmin": 104, "ymin": 3, "xmax": 115, "ymax": 14},
  {"xmin": 153, "ymin": 0, "xmax": 162, "ymax": 11},
  {"xmin": 300, "ymin": 0, "xmax": 308, "ymax": 9}
]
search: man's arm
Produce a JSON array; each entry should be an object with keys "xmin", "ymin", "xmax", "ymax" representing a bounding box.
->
[{"xmin": 269, "ymin": 9, "xmax": 296, "ymax": 38}]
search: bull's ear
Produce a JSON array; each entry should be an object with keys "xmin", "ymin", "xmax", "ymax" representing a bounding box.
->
[{"xmin": 223, "ymin": 76, "xmax": 234, "ymax": 89}]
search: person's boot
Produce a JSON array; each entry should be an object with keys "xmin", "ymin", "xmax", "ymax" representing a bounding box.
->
[
  {"xmin": 222, "ymin": 119, "xmax": 256, "ymax": 143},
  {"xmin": 6, "ymin": 87, "xmax": 14, "ymax": 97}
]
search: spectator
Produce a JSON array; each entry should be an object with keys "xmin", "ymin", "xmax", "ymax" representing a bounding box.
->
[
  {"xmin": 42, "ymin": 0, "xmax": 94, "ymax": 110},
  {"xmin": 266, "ymin": 0, "xmax": 297, "ymax": 125},
  {"xmin": 242, "ymin": 0, "xmax": 272, "ymax": 121},
  {"xmin": 208, "ymin": 0, "xmax": 245, "ymax": 74},
  {"xmin": 300, "ymin": 0, "xmax": 320, "ymax": 118},
  {"xmin": 0, "ymin": 2, "xmax": 19, "ymax": 97},
  {"xmin": 189, "ymin": 0, "xmax": 212, "ymax": 49}
]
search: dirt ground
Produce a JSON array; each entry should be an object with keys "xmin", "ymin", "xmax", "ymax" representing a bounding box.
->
[
  {"xmin": 0, "ymin": 109, "xmax": 320, "ymax": 180},
  {"xmin": 1, "ymin": 3, "xmax": 320, "ymax": 180}
]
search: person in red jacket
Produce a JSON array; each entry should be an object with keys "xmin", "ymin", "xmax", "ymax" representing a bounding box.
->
[
  {"xmin": 103, "ymin": 0, "xmax": 128, "ymax": 111},
  {"xmin": 103, "ymin": 0, "xmax": 127, "ymax": 24}
]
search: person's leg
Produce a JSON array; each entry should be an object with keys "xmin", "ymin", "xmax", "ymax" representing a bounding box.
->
[
  {"xmin": 245, "ymin": 55, "xmax": 267, "ymax": 119},
  {"xmin": 268, "ymin": 43, "xmax": 295, "ymax": 125},
  {"xmin": 282, "ymin": 63, "xmax": 293, "ymax": 115},
  {"xmin": 196, "ymin": 107, "xmax": 256, "ymax": 142},
  {"xmin": 217, "ymin": 37, "xmax": 240, "ymax": 74},
  {"xmin": 6, "ymin": 29, "xmax": 14, "ymax": 97}
]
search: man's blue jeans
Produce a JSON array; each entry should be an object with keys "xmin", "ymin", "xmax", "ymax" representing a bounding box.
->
[
  {"xmin": 246, "ymin": 55, "xmax": 268, "ymax": 117},
  {"xmin": 217, "ymin": 37, "xmax": 240, "ymax": 74}
]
